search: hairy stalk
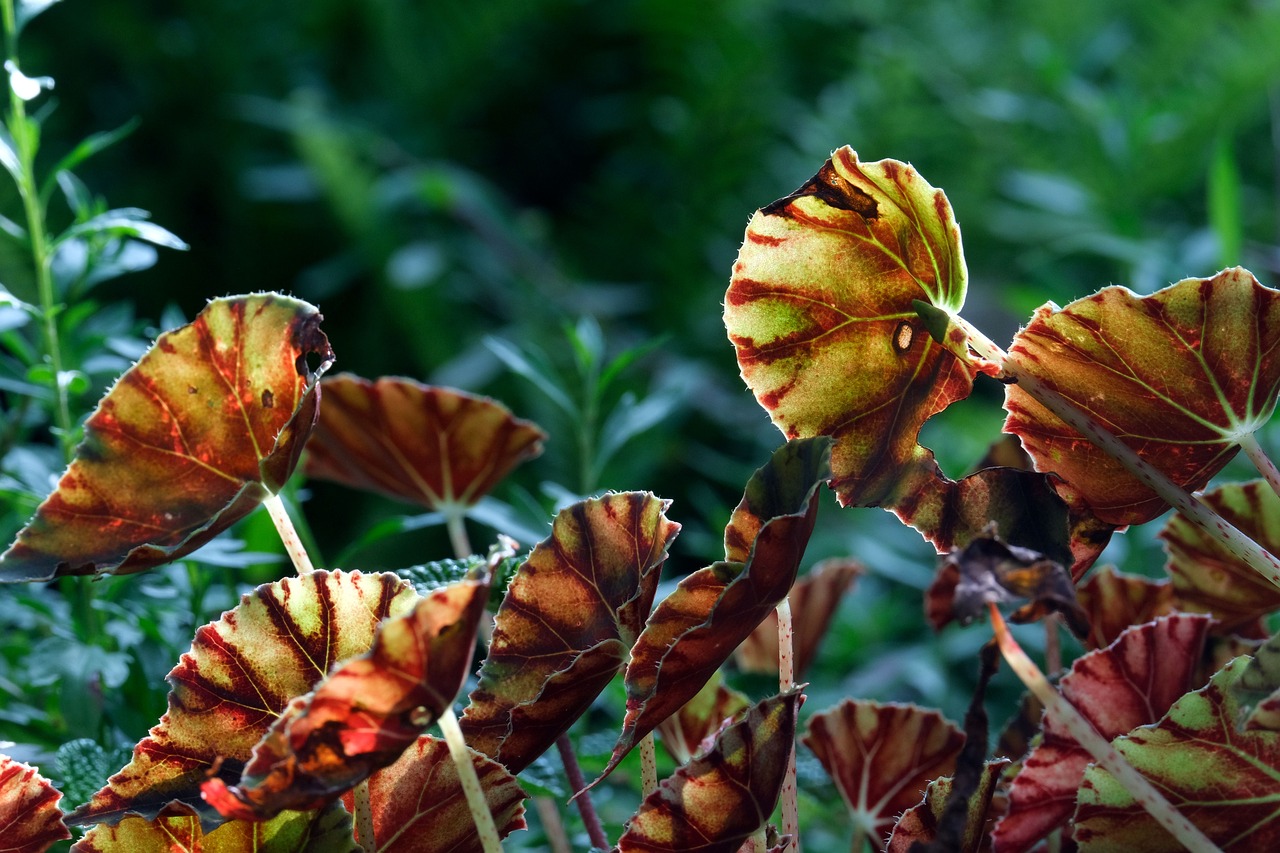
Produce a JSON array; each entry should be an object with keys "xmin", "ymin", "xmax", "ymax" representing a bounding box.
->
[
  {"xmin": 557, "ymin": 733, "xmax": 610, "ymax": 850},
  {"xmin": 353, "ymin": 780, "xmax": 374, "ymax": 851},
  {"xmin": 438, "ymin": 706, "xmax": 503, "ymax": 853},
  {"xmin": 263, "ymin": 493, "xmax": 316, "ymax": 574},
  {"xmin": 989, "ymin": 604, "xmax": 1221, "ymax": 853},
  {"xmin": 776, "ymin": 597, "xmax": 800, "ymax": 852},
  {"xmin": 955, "ymin": 315, "xmax": 1280, "ymax": 591},
  {"xmin": 639, "ymin": 733, "xmax": 658, "ymax": 798},
  {"xmin": 1239, "ymin": 432, "xmax": 1280, "ymax": 500},
  {"xmin": 2, "ymin": 0, "xmax": 73, "ymax": 461}
]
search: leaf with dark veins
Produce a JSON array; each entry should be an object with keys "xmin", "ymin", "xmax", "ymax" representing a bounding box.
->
[{"xmin": 0, "ymin": 293, "xmax": 333, "ymax": 581}]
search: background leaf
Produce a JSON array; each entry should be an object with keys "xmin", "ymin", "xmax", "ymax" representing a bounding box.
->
[
  {"xmin": 305, "ymin": 374, "xmax": 546, "ymax": 511},
  {"xmin": 0, "ymin": 293, "xmax": 333, "ymax": 581},
  {"xmin": 801, "ymin": 700, "xmax": 964, "ymax": 847}
]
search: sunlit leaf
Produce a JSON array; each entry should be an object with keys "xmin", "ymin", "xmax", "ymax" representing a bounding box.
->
[
  {"xmin": 1075, "ymin": 657, "xmax": 1280, "ymax": 851},
  {"xmin": 654, "ymin": 671, "xmax": 752, "ymax": 766},
  {"xmin": 801, "ymin": 699, "xmax": 964, "ymax": 847},
  {"xmin": 1075, "ymin": 566, "xmax": 1175, "ymax": 650},
  {"xmin": 305, "ymin": 374, "xmax": 546, "ymax": 511},
  {"xmin": 203, "ymin": 574, "xmax": 489, "ymax": 819},
  {"xmin": 596, "ymin": 438, "xmax": 829, "ymax": 784},
  {"xmin": 885, "ymin": 759, "xmax": 1007, "ymax": 853},
  {"xmin": 734, "ymin": 557, "xmax": 861, "ymax": 679},
  {"xmin": 349, "ymin": 736, "xmax": 526, "ymax": 852},
  {"xmin": 67, "ymin": 570, "xmax": 417, "ymax": 829},
  {"xmin": 725, "ymin": 147, "xmax": 977, "ymax": 509},
  {"xmin": 1005, "ymin": 267, "xmax": 1280, "ymax": 526},
  {"xmin": 616, "ymin": 690, "xmax": 801, "ymax": 853},
  {"xmin": 460, "ymin": 492, "xmax": 679, "ymax": 774},
  {"xmin": 993, "ymin": 614, "xmax": 1212, "ymax": 852},
  {"xmin": 0, "ymin": 755, "xmax": 70, "ymax": 853},
  {"xmin": 72, "ymin": 801, "xmax": 357, "ymax": 852},
  {"xmin": 1161, "ymin": 479, "xmax": 1280, "ymax": 632},
  {"xmin": 0, "ymin": 293, "xmax": 333, "ymax": 581}
]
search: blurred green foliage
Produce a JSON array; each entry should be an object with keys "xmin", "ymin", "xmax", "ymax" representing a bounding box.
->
[{"xmin": 2, "ymin": 0, "xmax": 1280, "ymax": 847}]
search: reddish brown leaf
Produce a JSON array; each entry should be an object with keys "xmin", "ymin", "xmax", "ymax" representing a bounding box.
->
[
  {"xmin": 0, "ymin": 755, "xmax": 70, "ymax": 853},
  {"xmin": 1004, "ymin": 268, "xmax": 1280, "ymax": 526},
  {"xmin": 1075, "ymin": 567, "xmax": 1175, "ymax": 651},
  {"xmin": 1161, "ymin": 479, "xmax": 1280, "ymax": 633},
  {"xmin": 654, "ymin": 671, "xmax": 752, "ymax": 766},
  {"xmin": 72, "ymin": 801, "xmax": 357, "ymax": 852},
  {"xmin": 305, "ymin": 375, "xmax": 545, "ymax": 511},
  {"xmin": 802, "ymin": 700, "xmax": 964, "ymax": 847},
  {"xmin": 886, "ymin": 760, "xmax": 1008, "ymax": 853},
  {"xmin": 203, "ymin": 575, "xmax": 490, "ymax": 819},
  {"xmin": 596, "ymin": 439, "xmax": 829, "ymax": 784},
  {"xmin": 67, "ymin": 570, "xmax": 416, "ymax": 829},
  {"xmin": 733, "ymin": 557, "xmax": 861, "ymax": 679},
  {"xmin": 725, "ymin": 147, "xmax": 978, "ymax": 510},
  {"xmin": 0, "ymin": 294, "xmax": 332, "ymax": 581},
  {"xmin": 993, "ymin": 614, "xmax": 1212, "ymax": 853},
  {"xmin": 459, "ymin": 492, "xmax": 679, "ymax": 774},
  {"xmin": 1074, "ymin": 657, "xmax": 1280, "ymax": 851},
  {"xmin": 347, "ymin": 736, "xmax": 526, "ymax": 852},
  {"xmin": 616, "ymin": 690, "xmax": 801, "ymax": 853}
]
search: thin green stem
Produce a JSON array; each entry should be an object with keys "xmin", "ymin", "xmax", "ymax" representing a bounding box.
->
[
  {"xmin": 2, "ymin": 0, "xmax": 73, "ymax": 462},
  {"xmin": 263, "ymin": 493, "xmax": 316, "ymax": 574},
  {"xmin": 989, "ymin": 604, "xmax": 1222, "ymax": 853},
  {"xmin": 1239, "ymin": 432, "xmax": 1280, "ymax": 501},
  {"xmin": 532, "ymin": 797, "xmax": 571, "ymax": 853},
  {"xmin": 438, "ymin": 706, "xmax": 502, "ymax": 853},
  {"xmin": 956, "ymin": 315, "xmax": 1280, "ymax": 591},
  {"xmin": 353, "ymin": 779, "xmax": 375, "ymax": 851}
]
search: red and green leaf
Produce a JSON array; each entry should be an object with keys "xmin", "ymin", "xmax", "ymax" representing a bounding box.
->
[
  {"xmin": 993, "ymin": 613, "xmax": 1212, "ymax": 852},
  {"xmin": 1004, "ymin": 268, "xmax": 1280, "ymax": 526},
  {"xmin": 1162, "ymin": 479, "xmax": 1280, "ymax": 632},
  {"xmin": 305, "ymin": 375, "xmax": 546, "ymax": 510},
  {"xmin": 0, "ymin": 294, "xmax": 332, "ymax": 581},
  {"xmin": 1074, "ymin": 657, "xmax": 1280, "ymax": 851},
  {"xmin": 1075, "ymin": 567, "xmax": 1175, "ymax": 651},
  {"xmin": 1229, "ymin": 630, "xmax": 1280, "ymax": 732},
  {"xmin": 203, "ymin": 575, "xmax": 490, "ymax": 819},
  {"xmin": 72, "ymin": 801, "xmax": 357, "ymax": 852},
  {"xmin": 885, "ymin": 759, "xmax": 1008, "ymax": 853},
  {"xmin": 654, "ymin": 671, "xmax": 752, "ymax": 766},
  {"xmin": 344, "ymin": 736, "xmax": 526, "ymax": 852},
  {"xmin": 460, "ymin": 492, "xmax": 680, "ymax": 773},
  {"xmin": 725, "ymin": 147, "xmax": 977, "ymax": 509},
  {"xmin": 67, "ymin": 570, "xmax": 416, "ymax": 828},
  {"xmin": 801, "ymin": 700, "xmax": 964, "ymax": 846},
  {"xmin": 0, "ymin": 755, "xmax": 70, "ymax": 853},
  {"xmin": 734, "ymin": 557, "xmax": 861, "ymax": 679},
  {"xmin": 595, "ymin": 438, "xmax": 829, "ymax": 784},
  {"xmin": 616, "ymin": 690, "xmax": 801, "ymax": 853}
]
